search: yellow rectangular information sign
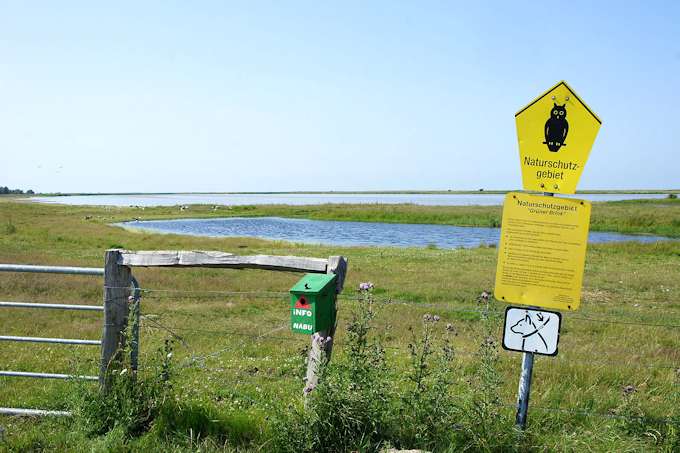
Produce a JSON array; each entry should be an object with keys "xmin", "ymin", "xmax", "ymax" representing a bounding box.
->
[{"xmin": 494, "ymin": 192, "xmax": 591, "ymax": 311}]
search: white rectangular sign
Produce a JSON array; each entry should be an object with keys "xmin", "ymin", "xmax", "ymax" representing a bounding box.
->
[{"xmin": 502, "ymin": 306, "xmax": 561, "ymax": 356}]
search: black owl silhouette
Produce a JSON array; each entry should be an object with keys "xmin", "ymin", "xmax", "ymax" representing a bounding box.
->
[{"xmin": 543, "ymin": 103, "xmax": 568, "ymax": 152}]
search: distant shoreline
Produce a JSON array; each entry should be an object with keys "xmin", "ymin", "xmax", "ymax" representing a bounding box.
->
[{"xmin": 19, "ymin": 189, "xmax": 680, "ymax": 197}]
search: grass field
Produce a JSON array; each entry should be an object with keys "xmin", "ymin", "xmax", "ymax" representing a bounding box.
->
[{"xmin": 0, "ymin": 198, "xmax": 679, "ymax": 451}]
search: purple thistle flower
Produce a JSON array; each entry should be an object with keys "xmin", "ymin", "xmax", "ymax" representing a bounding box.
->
[{"xmin": 359, "ymin": 282, "xmax": 375, "ymax": 291}]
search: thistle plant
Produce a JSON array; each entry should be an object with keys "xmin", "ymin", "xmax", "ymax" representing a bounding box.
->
[
  {"xmin": 454, "ymin": 290, "xmax": 516, "ymax": 451},
  {"xmin": 395, "ymin": 313, "xmax": 460, "ymax": 451}
]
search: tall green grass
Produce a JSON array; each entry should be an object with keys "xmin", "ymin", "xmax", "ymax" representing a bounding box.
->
[{"xmin": 0, "ymin": 200, "xmax": 679, "ymax": 451}]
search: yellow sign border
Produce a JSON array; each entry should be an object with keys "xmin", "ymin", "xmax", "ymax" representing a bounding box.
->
[
  {"xmin": 515, "ymin": 81, "xmax": 602, "ymax": 194},
  {"xmin": 515, "ymin": 80, "xmax": 601, "ymax": 124}
]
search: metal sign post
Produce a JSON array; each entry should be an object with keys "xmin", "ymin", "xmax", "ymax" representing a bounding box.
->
[
  {"xmin": 516, "ymin": 351, "xmax": 534, "ymax": 429},
  {"xmin": 514, "ymin": 191, "xmax": 553, "ymax": 429},
  {"xmin": 508, "ymin": 305, "xmax": 562, "ymax": 429}
]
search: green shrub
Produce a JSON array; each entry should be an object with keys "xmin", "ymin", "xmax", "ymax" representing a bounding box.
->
[
  {"xmin": 2, "ymin": 218, "xmax": 17, "ymax": 234},
  {"xmin": 273, "ymin": 286, "xmax": 390, "ymax": 453},
  {"xmin": 69, "ymin": 340, "xmax": 174, "ymax": 438},
  {"xmin": 389, "ymin": 315, "xmax": 461, "ymax": 451},
  {"xmin": 454, "ymin": 301, "xmax": 520, "ymax": 451},
  {"xmin": 272, "ymin": 286, "xmax": 464, "ymax": 452}
]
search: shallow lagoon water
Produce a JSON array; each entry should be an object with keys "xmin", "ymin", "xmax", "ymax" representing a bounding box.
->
[
  {"xmin": 118, "ymin": 217, "xmax": 672, "ymax": 249},
  {"xmin": 36, "ymin": 192, "xmax": 667, "ymax": 207}
]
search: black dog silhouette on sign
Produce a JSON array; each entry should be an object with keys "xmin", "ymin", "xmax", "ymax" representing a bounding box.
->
[
  {"xmin": 510, "ymin": 312, "xmax": 550, "ymax": 351},
  {"xmin": 543, "ymin": 103, "xmax": 568, "ymax": 152}
]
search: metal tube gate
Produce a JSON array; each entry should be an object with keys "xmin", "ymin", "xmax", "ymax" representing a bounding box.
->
[{"xmin": 0, "ymin": 263, "xmax": 139, "ymax": 417}]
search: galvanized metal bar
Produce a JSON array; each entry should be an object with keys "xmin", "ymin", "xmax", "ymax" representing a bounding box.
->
[
  {"xmin": 0, "ymin": 407, "xmax": 72, "ymax": 417},
  {"xmin": 0, "ymin": 301, "xmax": 103, "ymax": 311},
  {"xmin": 0, "ymin": 264, "xmax": 103, "ymax": 276},
  {"xmin": 515, "ymin": 351, "xmax": 534, "ymax": 429},
  {"xmin": 0, "ymin": 335, "xmax": 101, "ymax": 345},
  {"xmin": 0, "ymin": 371, "xmax": 98, "ymax": 381}
]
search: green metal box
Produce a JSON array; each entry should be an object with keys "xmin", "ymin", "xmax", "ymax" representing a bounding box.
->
[{"xmin": 290, "ymin": 273, "xmax": 337, "ymax": 334}]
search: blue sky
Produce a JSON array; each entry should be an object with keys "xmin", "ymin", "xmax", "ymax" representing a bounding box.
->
[{"xmin": 2, "ymin": 1, "xmax": 679, "ymax": 193}]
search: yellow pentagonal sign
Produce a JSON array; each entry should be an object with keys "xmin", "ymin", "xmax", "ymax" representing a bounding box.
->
[{"xmin": 516, "ymin": 81, "xmax": 601, "ymax": 194}]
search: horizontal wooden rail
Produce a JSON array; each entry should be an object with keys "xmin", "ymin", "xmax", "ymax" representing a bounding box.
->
[{"xmin": 117, "ymin": 250, "xmax": 329, "ymax": 273}]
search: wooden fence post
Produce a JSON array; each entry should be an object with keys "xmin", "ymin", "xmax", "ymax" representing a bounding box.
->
[
  {"xmin": 100, "ymin": 249, "xmax": 131, "ymax": 387},
  {"xmin": 304, "ymin": 256, "xmax": 347, "ymax": 396}
]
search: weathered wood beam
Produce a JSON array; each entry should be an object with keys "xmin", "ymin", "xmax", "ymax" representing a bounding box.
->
[
  {"xmin": 117, "ymin": 250, "xmax": 328, "ymax": 273},
  {"xmin": 100, "ymin": 250, "xmax": 131, "ymax": 388}
]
